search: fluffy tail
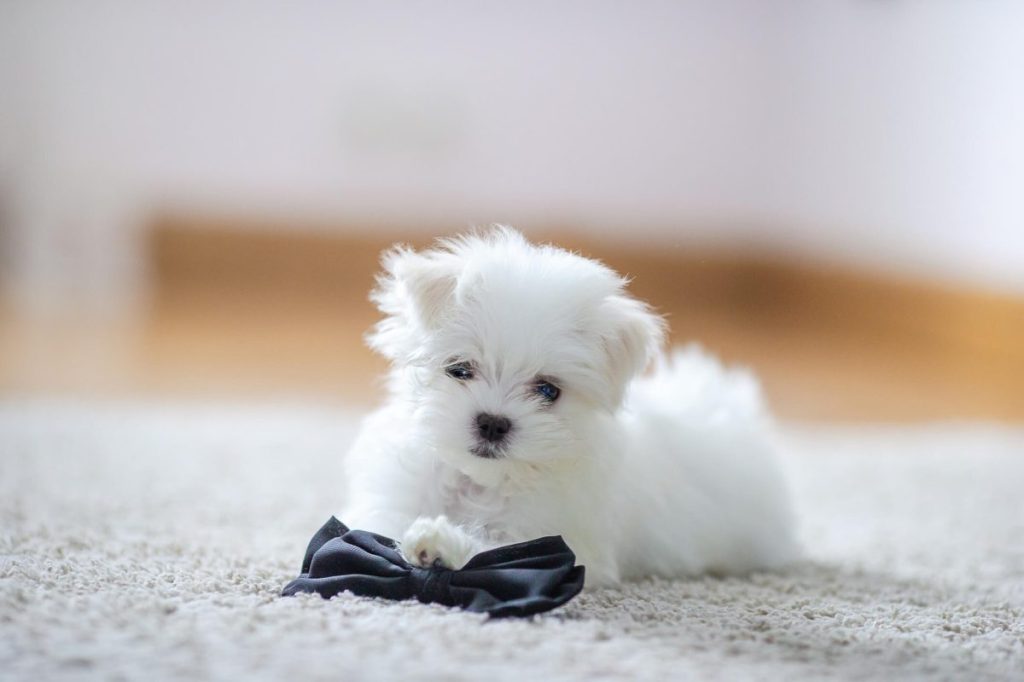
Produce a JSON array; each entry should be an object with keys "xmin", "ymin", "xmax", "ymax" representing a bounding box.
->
[{"xmin": 626, "ymin": 344, "xmax": 768, "ymax": 424}]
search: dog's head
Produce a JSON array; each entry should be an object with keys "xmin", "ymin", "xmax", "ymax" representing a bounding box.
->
[{"xmin": 367, "ymin": 227, "xmax": 664, "ymax": 477}]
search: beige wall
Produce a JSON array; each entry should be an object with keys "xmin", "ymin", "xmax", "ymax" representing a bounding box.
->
[{"xmin": 1, "ymin": 1, "xmax": 1023, "ymax": 314}]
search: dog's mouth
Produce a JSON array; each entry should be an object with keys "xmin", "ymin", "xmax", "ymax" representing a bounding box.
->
[{"xmin": 470, "ymin": 443, "xmax": 505, "ymax": 460}]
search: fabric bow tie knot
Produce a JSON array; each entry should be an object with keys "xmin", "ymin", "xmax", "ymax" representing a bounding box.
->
[
  {"xmin": 282, "ymin": 517, "xmax": 585, "ymax": 618},
  {"xmin": 408, "ymin": 563, "xmax": 454, "ymax": 604}
]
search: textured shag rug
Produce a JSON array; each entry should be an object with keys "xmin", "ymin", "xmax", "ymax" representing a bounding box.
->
[{"xmin": 1, "ymin": 401, "xmax": 1022, "ymax": 681}]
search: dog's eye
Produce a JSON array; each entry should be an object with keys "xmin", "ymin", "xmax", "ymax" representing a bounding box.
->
[
  {"xmin": 535, "ymin": 380, "xmax": 561, "ymax": 402},
  {"xmin": 445, "ymin": 362, "xmax": 474, "ymax": 381}
]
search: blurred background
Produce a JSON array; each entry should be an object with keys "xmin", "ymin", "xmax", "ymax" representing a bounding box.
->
[{"xmin": 1, "ymin": 0, "xmax": 1022, "ymax": 421}]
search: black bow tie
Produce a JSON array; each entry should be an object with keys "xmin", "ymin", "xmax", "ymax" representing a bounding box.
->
[{"xmin": 281, "ymin": 517, "xmax": 585, "ymax": 618}]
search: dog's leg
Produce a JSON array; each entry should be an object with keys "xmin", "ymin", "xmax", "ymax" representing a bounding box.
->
[{"xmin": 400, "ymin": 515, "xmax": 484, "ymax": 569}]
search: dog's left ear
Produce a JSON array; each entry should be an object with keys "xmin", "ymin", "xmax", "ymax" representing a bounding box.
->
[{"xmin": 599, "ymin": 294, "xmax": 666, "ymax": 408}]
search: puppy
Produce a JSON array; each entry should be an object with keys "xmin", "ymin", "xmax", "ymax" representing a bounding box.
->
[{"xmin": 342, "ymin": 227, "xmax": 798, "ymax": 587}]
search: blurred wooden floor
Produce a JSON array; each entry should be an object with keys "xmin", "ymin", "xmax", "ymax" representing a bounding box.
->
[{"xmin": 2, "ymin": 221, "xmax": 1023, "ymax": 421}]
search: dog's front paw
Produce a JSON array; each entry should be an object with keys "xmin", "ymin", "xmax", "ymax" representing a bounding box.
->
[{"xmin": 400, "ymin": 515, "xmax": 478, "ymax": 570}]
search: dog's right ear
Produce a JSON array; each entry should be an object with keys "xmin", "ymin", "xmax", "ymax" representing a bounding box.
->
[{"xmin": 365, "ymin": 246, "xmax": 461, "ymax": 361}]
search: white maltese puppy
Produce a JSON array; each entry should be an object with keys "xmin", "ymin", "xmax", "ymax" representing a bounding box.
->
[{"xmin": 342, "ymin": 227, "xmax": 797, "ymax": 587}]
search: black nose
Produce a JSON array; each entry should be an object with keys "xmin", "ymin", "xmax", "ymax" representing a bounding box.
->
[{"xmin": 476, "ymin": 413, "xmax": 512, "ymax": 443}]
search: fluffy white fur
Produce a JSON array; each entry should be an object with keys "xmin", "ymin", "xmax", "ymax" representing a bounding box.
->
[{"xmin": 342, "ymin": 228, "xmax": 798, "ymax": 587}]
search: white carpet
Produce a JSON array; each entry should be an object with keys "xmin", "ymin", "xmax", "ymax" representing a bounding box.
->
[{"xmin": 1, "ymin": 401, "xmax": 1022, "ymax": 681}]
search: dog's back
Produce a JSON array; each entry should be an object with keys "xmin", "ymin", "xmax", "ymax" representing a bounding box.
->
[{"xmin": 610, "ymin": 346, "xmax": 799, "ymax": 580}]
